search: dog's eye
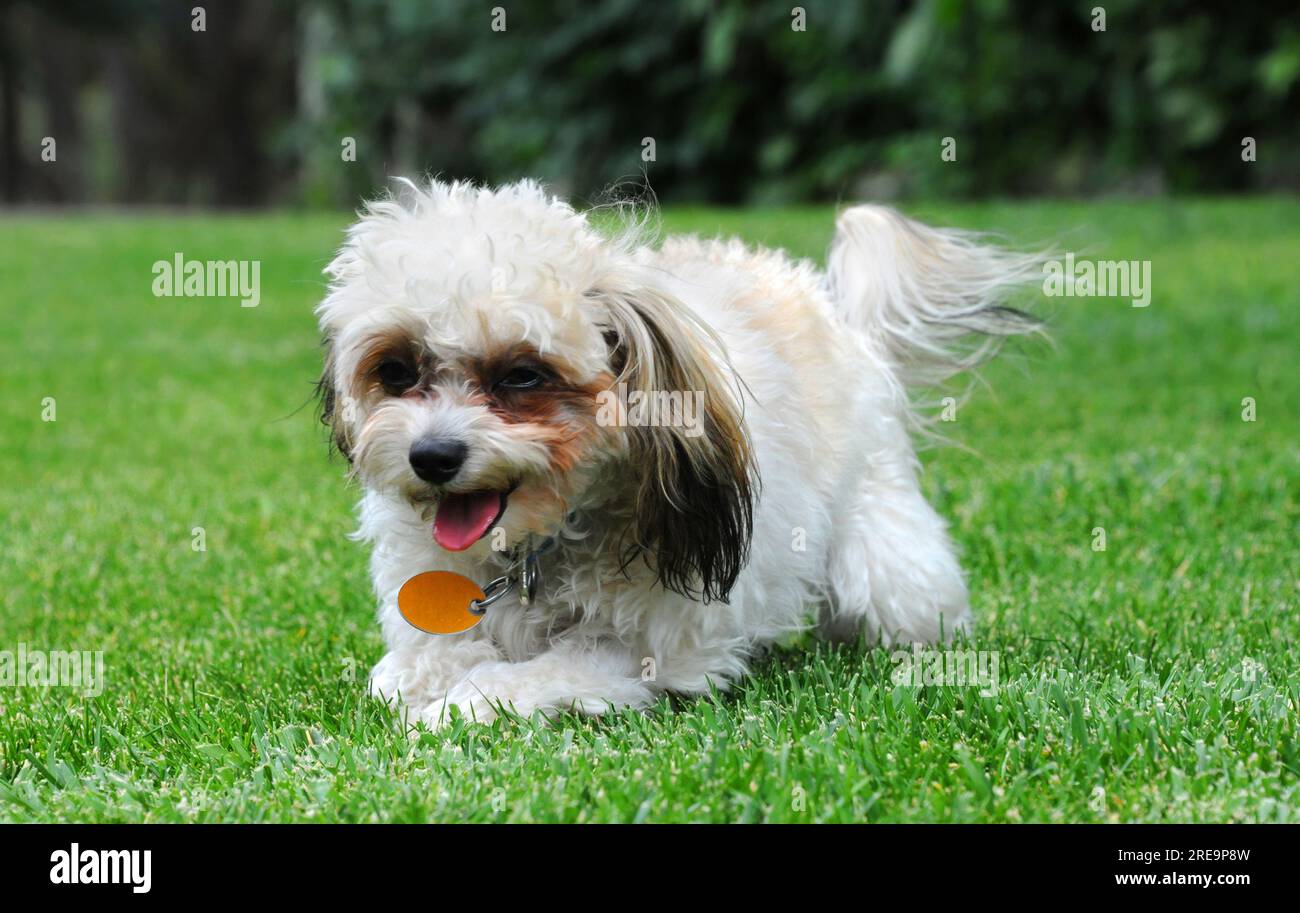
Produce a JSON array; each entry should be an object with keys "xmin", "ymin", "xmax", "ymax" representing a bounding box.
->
[
  {"xmin": 376, "ymin": 359, "xmax": 419, "ymax": 393},
  {"xmin": 497, "ymin": 367, "xmax": 545, "ymax": 390}
]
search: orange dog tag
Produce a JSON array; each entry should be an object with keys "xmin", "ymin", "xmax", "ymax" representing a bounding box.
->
[{"xmin": 397, "ymin": 571, "xmax": 486, "ymax": 635}]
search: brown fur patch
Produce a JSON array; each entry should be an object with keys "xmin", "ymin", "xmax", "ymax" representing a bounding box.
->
[
  {"xmin": 354, "ymin": 328, "xmax": 426, "ymax": 397},
  {"xmin": 472, "ymin": 343, "xmax": 613, "ymax": 475}
]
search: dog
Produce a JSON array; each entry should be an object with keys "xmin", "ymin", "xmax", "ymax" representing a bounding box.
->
[{"xmin": 315, "ymin": 179, "xmax": 1038, "ymax": 728}]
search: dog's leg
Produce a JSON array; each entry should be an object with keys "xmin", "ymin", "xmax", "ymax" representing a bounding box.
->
[
  {"xmin": 817, "ymin": 202, "xmax": 1036, "ymax": 643},
  {"xmin": 416, "ymin": 639, "xmax": 654, "ymax": 729},
  {"xmin": 369, "ymin": 634, "xmax": 505, "ymax": 713},
  {"xmin": 821, "ymin": 423, "xmax": 970, "ymax": 645}
]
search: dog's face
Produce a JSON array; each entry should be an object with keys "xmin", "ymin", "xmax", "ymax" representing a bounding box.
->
[{"xmin": 317, "ymin": 181, "xmax": 755, "ymax": 601}]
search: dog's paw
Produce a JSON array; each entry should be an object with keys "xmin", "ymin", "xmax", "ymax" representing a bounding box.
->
[
  {"xmin": 367, "ymin": 668, "xmax": 403, "ymax": 707},
  {"xmin": 412, "ymin": 693, "xmax": 505, "ymax": 732}
]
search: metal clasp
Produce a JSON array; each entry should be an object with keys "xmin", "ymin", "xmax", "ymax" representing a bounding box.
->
[
  {"xmin": 469, "ymin": 575, "xmax": 514, "ymax": 615},
  {"xmin": 467, "ymin": 535, "xmax": 554, "ymax": 615},
  {"xmin": 519, "ymin": 552, "xmax": 540, "ymax": 607}
]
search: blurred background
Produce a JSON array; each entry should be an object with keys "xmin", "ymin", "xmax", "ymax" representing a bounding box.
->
[{"xmin": 3, "ymin": 0, "xmax": 1297, "ymax": 208}]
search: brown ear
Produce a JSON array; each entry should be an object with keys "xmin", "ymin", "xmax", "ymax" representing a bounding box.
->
[
  {"xmin": 596, "ymin": 282, "xmax": 757, "ymax": 604},
  {"xmin": 315, "ymin": 340, "xmax": 353, "ymax": 461}
]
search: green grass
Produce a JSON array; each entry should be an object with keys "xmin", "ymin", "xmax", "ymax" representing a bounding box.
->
[{"xmin": 1, "ymin": 198, "xmax": 1297, "ymax": 823}]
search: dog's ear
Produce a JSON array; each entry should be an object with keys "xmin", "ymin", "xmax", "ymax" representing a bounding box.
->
[
  {"xmin": 594, "ymin": 280, "xmax": 757, "ymax": 604},
  {"xmin": 315, "ymin": 340, "xmax": 353, "ymax": 461}
]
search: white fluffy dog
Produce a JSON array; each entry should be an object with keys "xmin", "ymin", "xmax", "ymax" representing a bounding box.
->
[{"xmin": 316, "ymin": 179, "xmax": 1038, "ymax": 728}]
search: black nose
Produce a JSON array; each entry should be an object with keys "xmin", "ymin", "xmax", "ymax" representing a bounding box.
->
[{"xmin": 409, "ymin": 437, "xmax": 468, "ymax": 484}]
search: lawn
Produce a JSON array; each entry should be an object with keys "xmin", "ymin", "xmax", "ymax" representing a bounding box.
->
[{"xmin": 0, "ymin": 198, "xmax": 1296, "ymax": 823}]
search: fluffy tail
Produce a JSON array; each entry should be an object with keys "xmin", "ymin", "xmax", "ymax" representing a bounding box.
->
[{"xmin": 826, "ymin": 205, "xmax": 1043, "ymax": 389}]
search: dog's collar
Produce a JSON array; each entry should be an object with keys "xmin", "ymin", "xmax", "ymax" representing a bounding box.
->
[
  {"xmin": 396, "ymin": 525, "xmax": 569, "ymax": 636},
  {"xmin": 471, "ymin": 535, "xmax": 557, "ymax": 615}
]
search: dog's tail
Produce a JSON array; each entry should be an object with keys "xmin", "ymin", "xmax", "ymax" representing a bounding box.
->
[{"xmin": 826, "ymin": 205, "xmax": 1043, "ymax": 389}]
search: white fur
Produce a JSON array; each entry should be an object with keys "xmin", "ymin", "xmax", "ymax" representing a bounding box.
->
[{"xmin": 317, "ymin": 180, "xmax": 1035, "ymax": 729}]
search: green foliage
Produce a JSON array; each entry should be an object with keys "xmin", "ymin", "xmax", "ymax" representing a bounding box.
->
[
  {"xmin": 306, "ymin": 0, "xmax": 1298, "ymax": 203},
  {"xmin": 1, "ymin": 199, "xmax": 1297, "ymax": 821},
  {"xmin": 8, "ymin": 2, "xmax": 1296, "ymax": 204}
]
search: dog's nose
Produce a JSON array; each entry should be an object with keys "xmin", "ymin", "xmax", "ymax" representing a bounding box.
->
[{"xmin": 409, "ymin": 437, "xmax": 468, "ymax": 485}]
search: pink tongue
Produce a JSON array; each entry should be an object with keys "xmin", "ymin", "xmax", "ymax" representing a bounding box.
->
[{"xmin": 433, "ymin": 492, "xmax": 503, "ymax": 551}]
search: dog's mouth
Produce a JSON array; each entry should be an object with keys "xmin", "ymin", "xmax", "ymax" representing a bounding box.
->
[{"xmin": 432, "ymin": 490, "xmax": 509, "ymax": 552}]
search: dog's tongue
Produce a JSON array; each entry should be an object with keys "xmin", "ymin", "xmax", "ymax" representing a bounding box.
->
[{"xmin": 433, "ymin": 492, "xmax": 503, "ymax": 551}]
